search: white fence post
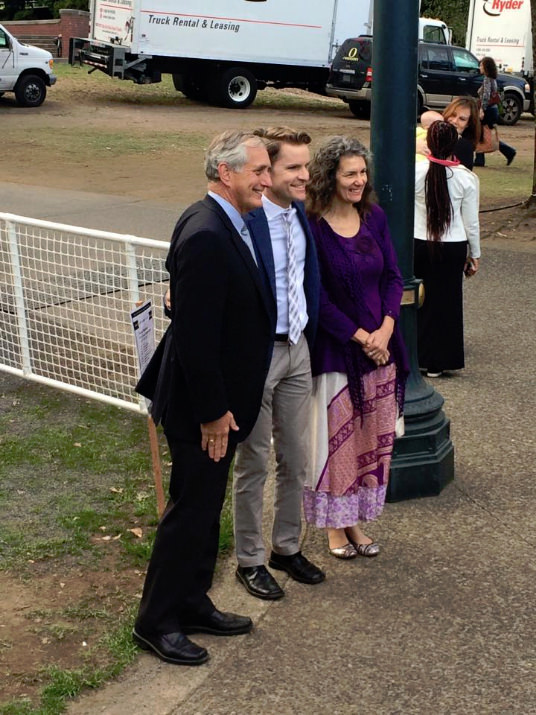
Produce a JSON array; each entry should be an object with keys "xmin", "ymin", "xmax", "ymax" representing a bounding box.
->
[{"xmin": 7, "ymin": 219, "xmax": 32, "ymax": 375}]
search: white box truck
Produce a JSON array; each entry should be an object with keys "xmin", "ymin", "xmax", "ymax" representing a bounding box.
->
[
  {"xmin": 0, "ymin": 23, "xmax": 57, "ymax": 106},
  {"xmin": 466, "ymin": 0, "xmax": 532, "ymax": 77},
  {"xmin": 69, "ymin": 0, "xmax": 388, "ymax": 108}
]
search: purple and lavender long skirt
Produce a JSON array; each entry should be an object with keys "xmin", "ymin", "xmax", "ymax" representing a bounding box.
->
[{"xmin": 303, "ymin": 364, "xmax": 397, "ymax": 528}]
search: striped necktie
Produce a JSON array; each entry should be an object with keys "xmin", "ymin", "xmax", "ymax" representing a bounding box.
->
[{"xmin": 283, "ymin": 208, "xmax": 301, "ymax": 345}]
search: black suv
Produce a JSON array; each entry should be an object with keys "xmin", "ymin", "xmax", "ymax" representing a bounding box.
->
[{"xmin": 326, "ymin": 37, "xmax": 531, "ymax": 125}]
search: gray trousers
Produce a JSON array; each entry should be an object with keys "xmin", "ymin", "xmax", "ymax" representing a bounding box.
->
[{"xmin": 233, "ymin": 333, "xmax": 312, "ymax": 567}]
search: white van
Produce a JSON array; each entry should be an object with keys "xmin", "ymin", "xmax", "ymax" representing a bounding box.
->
[{"xmin": 0, "ymin": 23, "xmax": 57, "ymax": 106}]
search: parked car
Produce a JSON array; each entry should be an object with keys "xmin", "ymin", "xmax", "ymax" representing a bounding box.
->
[
  {"xmin": 326, "ymin": 36, "xmax": 531, "ymax": 125},
  {"xmin": 0, "ymin": 23, "xmax": 56, "ymax": 107}
]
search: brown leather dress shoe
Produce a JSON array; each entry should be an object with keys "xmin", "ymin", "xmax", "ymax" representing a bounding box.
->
[{"xmin": 132, "ymin": 627, "xmax": 208, "ymax": 665}]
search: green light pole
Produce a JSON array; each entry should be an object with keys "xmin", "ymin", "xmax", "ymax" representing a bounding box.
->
[{"xmin": 370, "ymin": 0, "xmax": 454, "ymax": 501}]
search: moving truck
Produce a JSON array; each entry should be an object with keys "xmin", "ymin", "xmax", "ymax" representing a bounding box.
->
[
  {"xmin": 70, "ymin": 0, "xmax": 448, "ymax": 108},
  {"xmin": 466, "ymin": 0, "xmax": 532, "ymax": 77},
  {"xmin": 0, "ymin": 23, "xmax": 56, "ymax": 106}
]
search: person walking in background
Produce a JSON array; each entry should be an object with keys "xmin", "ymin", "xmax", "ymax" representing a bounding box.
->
[
  {"xmin": 234, "ymin": 127, "xmax": 325, "ymax": 601},
  {"xmin": 474, "ymin": 56, "xmax": 516, "ymax": 167},
  {"xmin": 443, "ymin": 96, "xmax": 481, "ymax": 170},
  {"xmin": 303, "ymin": 136, "xmax": 408, "ymax": 560},
  {"xmin": 133, "ymin": 130, "xmax": 273, "ymax": 665},
  {"xmin": 414, "ymin": 121, "xmax": 481, "ymax": 378}
]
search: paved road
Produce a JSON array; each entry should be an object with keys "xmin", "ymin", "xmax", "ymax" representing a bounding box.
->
[
  {"xmin": 0, "ymin": 181, "xmax": 181, "ymax": 241},
  {"xmin": 3, "ymin": 184, "xmax": 535, "ymax": 714}
]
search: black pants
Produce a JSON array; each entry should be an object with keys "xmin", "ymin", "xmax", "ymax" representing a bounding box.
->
[
  {"xmin": 136, "ymin": 435, "xmax": 236, "ymax": 634},
  {"xmin": 414, "ymin": 239, "xmax": 467, "ymax": 372}
]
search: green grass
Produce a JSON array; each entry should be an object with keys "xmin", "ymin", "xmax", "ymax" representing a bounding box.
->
[
  {"xmin": 0, "ymin": 377, "xmax": 236, "ymax": 713},
  {"xmin": 53, "ymin": 61, "xmax": 345, "ymax": 112},
  {"xmin": 475, "ymin": 150, "xmax": 532, "ymax": 207},
  {"xmin": 0, "ymin": 608, "xmax": 139, "ymax": 715},
  {"xmin": 0, "ymin": 384, "xmax": 160, "ymax": 570},
  {"xmin": 10, "ymin": 126, "xmax": 208, "ymax": 159}
]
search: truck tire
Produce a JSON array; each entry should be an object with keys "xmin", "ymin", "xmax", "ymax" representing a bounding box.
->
[
  {"xmin": 172, "ymin": 73, "xmax": 208, "ymax": 101},
  {"xmin": 15, "ymin": 74, "xmax": 46, "ymax": 107},
  {"xmin": 498, "ymin": 93, "xmax": 522, "ymax": 126},
  {"xmin": 215, "ymin": 67, "xmax": 257, "ymax": 109},
  {"xmin": 348, "ymin": 100, "xmax": 371, "ymax": 119}
]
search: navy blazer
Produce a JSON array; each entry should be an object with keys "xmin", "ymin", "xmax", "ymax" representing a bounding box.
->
[
  {"xmin": 137, "ymin": 195, "xmax": 272, "ymax": 442},
  {"xmin": 246, "ymin": 200, "xmax": 320, "ymax": 355}
]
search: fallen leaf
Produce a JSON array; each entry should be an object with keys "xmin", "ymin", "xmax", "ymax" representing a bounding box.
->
[
  {"xmin": 110, "ymin": 487, "xmax": 123, "ymax": 494},
  {"xmin": 128, "ymin": 528, "xmax": 143, "ymax": 539}
]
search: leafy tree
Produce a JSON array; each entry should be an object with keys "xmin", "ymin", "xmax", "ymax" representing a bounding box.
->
[
  {"xmin": 53, "ymin": 0, "xmax": 89, "ymax": 13},
  {"xmin": 1, "ymin": 0, "xmax": 26, "ymax": 21},
  {"xmin": 420, "ymin": 0, "xmax": 470, "ymax": 46}
]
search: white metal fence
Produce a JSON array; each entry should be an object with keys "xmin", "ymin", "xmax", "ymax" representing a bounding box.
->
[{"xmin": 0, "ymin": 213, "xmax": 170, "ymax": 413}]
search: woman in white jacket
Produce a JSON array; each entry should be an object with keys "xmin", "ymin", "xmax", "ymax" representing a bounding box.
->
[{"xmin": 414, "ymin": 120, "xmax": 480, "ymax": 378}]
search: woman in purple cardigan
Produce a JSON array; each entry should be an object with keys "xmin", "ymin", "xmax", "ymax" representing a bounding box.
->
[{"xmin": 303, "ymin": 136, "xmax": 408, "ymax": 559}]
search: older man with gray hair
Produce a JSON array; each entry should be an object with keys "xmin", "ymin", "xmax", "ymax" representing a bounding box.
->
[{"xmin": 133, "ymin": 130, "xmax": 273, "ymax": 666}]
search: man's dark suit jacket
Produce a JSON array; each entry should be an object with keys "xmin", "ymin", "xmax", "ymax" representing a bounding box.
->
[
  {"xmin": 246, "ymin": 200, "xmax": 320, "ymax": 356},
  {"xmin": 137, "ymin": 195, "xmax": 272, "ymax": 443}
]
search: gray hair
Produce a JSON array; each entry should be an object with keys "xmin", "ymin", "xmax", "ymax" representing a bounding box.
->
[
  {"xmin": 204, "ymin": 130, "xmax": 266, "ymax": 181},
  {"xmin": 306, "ymin": 135, "xmax": 375, "ymax": 218}
]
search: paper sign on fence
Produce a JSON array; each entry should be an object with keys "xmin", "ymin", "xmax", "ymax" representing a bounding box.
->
[{"xmin": 131, "ymin": 300, "xmax": 155, "ymax": 375}]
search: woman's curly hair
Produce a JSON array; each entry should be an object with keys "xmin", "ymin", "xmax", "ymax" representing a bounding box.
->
[
  {"xmin": 306, "ymin": 136, "xmax": 376, "ymax": 219},
  {"xmin": 480, "ymin": 56, "xmax": 498, "ymax": 79}
]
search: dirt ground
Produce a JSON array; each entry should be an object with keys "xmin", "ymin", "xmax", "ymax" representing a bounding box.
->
[
  {"xmin": 1, "ymin": 75, "xmax": 535, "ymax": 710},
  {"xmin": 2, "ymin": 73, "xmax": 535, "ymax": 232}
]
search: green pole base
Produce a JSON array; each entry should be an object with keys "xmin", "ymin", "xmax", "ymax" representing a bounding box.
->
[{"xmin": 387, "ymin": 410, "xmax": 454, "ymax": 502}]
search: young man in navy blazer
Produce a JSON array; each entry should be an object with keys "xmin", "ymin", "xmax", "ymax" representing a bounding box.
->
[
  {"xmin": 234, "ymin": 127, "xmax": 325, "ymax": 600},
  {"xmin": 134, "ymin": 131, "xmax": 273, "ymax": 665}
]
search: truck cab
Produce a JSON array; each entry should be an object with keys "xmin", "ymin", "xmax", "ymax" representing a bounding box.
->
[{"xmin": 0, "ymin": 24, "xmax": 56, "ymax": 106}]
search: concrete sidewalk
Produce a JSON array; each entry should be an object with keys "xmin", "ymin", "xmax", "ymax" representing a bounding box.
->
[{"xmin": 3, "ymin": 185, "xmax": 535, "ymax": 714}]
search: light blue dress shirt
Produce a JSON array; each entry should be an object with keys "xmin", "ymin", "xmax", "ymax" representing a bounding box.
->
[{"xmin": 208, "ymin": 191, "xmax": 257, "ymax": 265}]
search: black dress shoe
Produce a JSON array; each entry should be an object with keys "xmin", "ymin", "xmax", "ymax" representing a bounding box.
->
[
  {"xmin": 236, "ymin": 564, "xmax": 285, "ymax": 600},
  {"xmin": 132, "ymin": 627, "xmax": 208, "ymax": 666},
  {"xmin": 182, "ymin": 608, "xmax": 253, "ymax": 636},
  {"xmin": 268, "ymin": 551, "xmax": 326, "ymax": 585}
]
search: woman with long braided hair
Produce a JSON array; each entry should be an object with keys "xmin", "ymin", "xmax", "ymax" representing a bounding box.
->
[{"xmin": 414, "ymin": 120, "xmax": 481, "ymax": 378}]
